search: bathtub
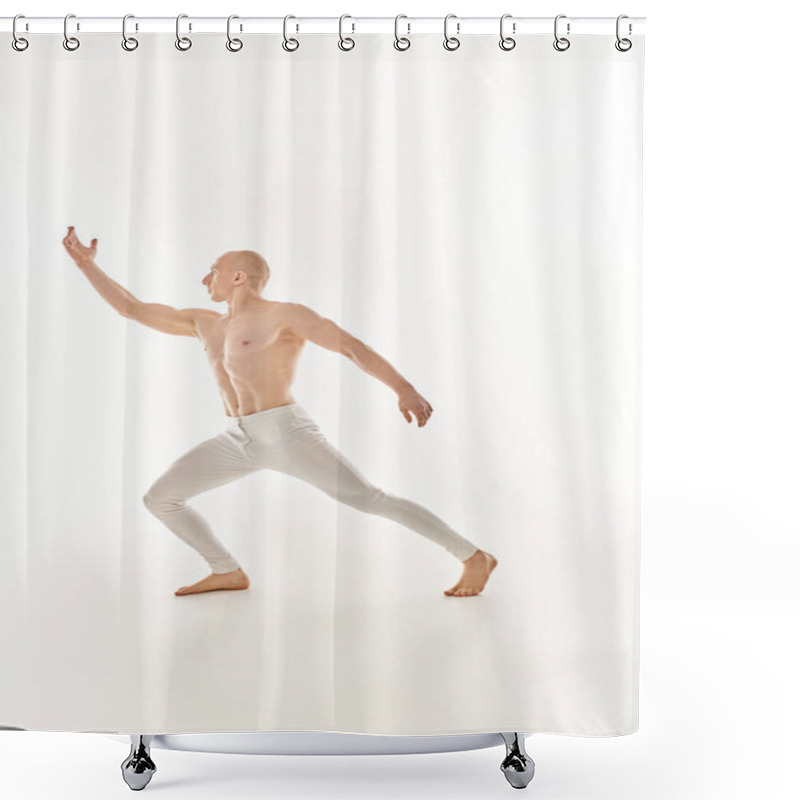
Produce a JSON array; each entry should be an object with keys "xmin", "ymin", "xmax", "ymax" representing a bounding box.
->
[{"xmin": 102, "ymin": 731, "xmax": 535, "ymax": 790}]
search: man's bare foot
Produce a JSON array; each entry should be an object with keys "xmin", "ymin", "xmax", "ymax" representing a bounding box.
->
[
  {"xmin": 174, "ymin": 568, "xmax": 250, "ymax": 596},
  {"xmin": 444, "ymin": 550, "xmax": 498, "ymax": 597}
]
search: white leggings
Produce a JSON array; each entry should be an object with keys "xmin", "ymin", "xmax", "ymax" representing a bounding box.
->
[{"xmin": 143, "ymin": 402, "xmax": 479, "ymax": 573}]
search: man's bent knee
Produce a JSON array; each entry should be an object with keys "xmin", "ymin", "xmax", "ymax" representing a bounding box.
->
[
  {"xmin": 143, "ymin": 485, "xmax": 184, "ymax": 515},
  {"xmin": 142, "ymin": 488, "xmax": 161, "ymax": 513}
]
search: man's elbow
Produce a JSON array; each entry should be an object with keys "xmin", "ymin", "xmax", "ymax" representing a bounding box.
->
[
  {"xmin": 341, "ymin": 336, "xmax": 364, "ymax": 360},
  {"xmin": 119, "ymin": 299, "xmax": 140, "ymax": 319}
]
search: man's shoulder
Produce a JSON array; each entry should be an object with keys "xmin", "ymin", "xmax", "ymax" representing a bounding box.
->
[
  {"xmin": 275, "ymin": 300, "xmax": 316, "ymax": 317},
  {"xmin": 181, "ymin": 307, "xmax": 222, "ymax": 338},
  {"xmin": 247, "ymin": 300, "xmax": 299, "ymax": 319}
]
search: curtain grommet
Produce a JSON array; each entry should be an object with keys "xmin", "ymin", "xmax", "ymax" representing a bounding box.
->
[
  {"xmin": 394, "ymin": 15, "xmax": 411, "ymax": 51},
  {"xmin": 499, "ymin": 14, "xmax": 516, "ymax": 51},
  {"xmin": 176, "ymin": 14, "xmax": 192, "ymax": 51},
  {"xmin": 63, "ymin": 13, "xmax": 80, "ymax": 51},
  {"xmin": 12, "ymin": 14, "xmax": 29, "ymax": 51},
  {"xmin": 615, "ymin": 15, "xmax": 633, "ymax": 51},
  {"xmin": 443, "ymin": 14, "xmax": 460, "ymax": 51},
  {"xmin": 226, "ymin": 15, "xmax": 243, "ymax": 52},
  {"xmin": 338, "ymin": 14, "xmax": 355, "ymax": 51},
  {"xmin": 553, "ymin": 14, "xmax": 570, "ymax": 51},
  {"xmin": 283, "ymin": 15, "xmax": 300, "ymax": 52},
  {"xmin": 121, "ymin": 14, "xmax": 139, "ymax": 51}
]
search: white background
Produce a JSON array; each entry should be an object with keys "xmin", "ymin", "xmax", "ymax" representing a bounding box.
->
[{"xmin": 1, "ymin": 1, "xmax": 797, "ymax": 799}]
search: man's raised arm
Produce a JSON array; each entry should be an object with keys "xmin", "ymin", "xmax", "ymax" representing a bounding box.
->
[
  {"xmin": 283, "ymin": 302, "xmax": 434, "ymax": 426},
  {"xmin": 62, "ymin": 226, "xmax": 199, "ymax": 337}
]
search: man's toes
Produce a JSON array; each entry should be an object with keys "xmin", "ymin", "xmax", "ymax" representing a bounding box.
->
[{"xmin": 445, "ymin": 581, "xmax": 486, "ymax": 596}]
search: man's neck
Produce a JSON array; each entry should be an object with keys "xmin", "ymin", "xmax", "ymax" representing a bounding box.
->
[{"xmin": 227, "ymin": 291, "xmax": 264, "ymax": 317}]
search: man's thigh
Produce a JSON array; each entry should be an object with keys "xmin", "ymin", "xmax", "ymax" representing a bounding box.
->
[
  {"xmin": 147, "ymin": 431, "xmax": 261, "ymax": 499},
  {"xmin": 265, "ymin": 426, "xmax": 378, "ymax": 502}
]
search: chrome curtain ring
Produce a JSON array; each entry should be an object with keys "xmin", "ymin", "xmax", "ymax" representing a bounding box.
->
[
  {"xmin": 176, "ymin": 13, "xmax": 192, "ymax": 51},
  {"xmin": 499, "ymin": 13, "xmax": 516, "ymax": 51},
  {"xmin": 12, "ymin": 14, "xmax": 29, "ymax": 51},
  {"xmin": 338, "ymin": 14, "xmax": 355, "ymax": 51},
  {"xmin": 553, "ymin": 14, "xmax": 570, "ymax": 51},
  {"xmin": 63, "ymin": 13, "xmax": 80, "ymax": 51},
  {"xmin": 443, "ymin": 13, "xmax": 460, "ymax": 51},
  {"xmin": 226, "ymin": 15, "xmax": 243, "ymax": 51},
  {"xmin": 615, "ymin": 14, "xmax": 633, "ymax": 51},
  {"xmin": 394, "ymin": 14, "xmax": 411, "ymax": 51},
  {"xmin": 283, "ymin": 15, "xmax": 299, "ymax": 52},
  {"xmin": 121, "ymin": 14, "xmax": 139, "ymax": 51}
]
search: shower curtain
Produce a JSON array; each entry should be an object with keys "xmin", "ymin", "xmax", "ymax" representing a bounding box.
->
[{"xmin": 0, "ymin": 27, "xmax": 643, "ymax": 736}]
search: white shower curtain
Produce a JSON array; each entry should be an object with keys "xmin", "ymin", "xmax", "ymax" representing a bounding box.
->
[{"xmin": 0, "ymin": 29, "xmax": 643, "ymax": 736}]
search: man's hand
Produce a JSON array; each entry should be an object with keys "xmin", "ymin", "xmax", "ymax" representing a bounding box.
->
[
  {"xmin": 398, "ymin": 386, "xmax": 434, "ymax": 427},
  {"xmin": 62, "ymin": 226, "xmax": 97, "ymax": 267}
]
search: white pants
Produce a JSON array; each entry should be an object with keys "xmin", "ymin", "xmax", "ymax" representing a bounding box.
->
[{"xmin": 143, "ymin": 402, "xmax": 479, "ymax": 573}]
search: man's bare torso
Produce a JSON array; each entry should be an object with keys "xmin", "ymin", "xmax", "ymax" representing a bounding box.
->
[{"xmin": 194, "ymin": 300, "xmax": 305, "ymax": 417}]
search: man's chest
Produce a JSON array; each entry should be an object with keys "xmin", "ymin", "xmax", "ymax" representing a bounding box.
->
[{"xmin": 202, "ymin": 317, "xmax": 291, "ymax": 363}]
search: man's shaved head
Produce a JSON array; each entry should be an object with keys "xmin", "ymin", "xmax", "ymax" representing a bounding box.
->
[{"xmin": 222, "ymin": 250, "xmax": 271, "ymax": 294}]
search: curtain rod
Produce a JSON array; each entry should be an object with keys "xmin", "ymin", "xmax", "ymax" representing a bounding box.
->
[{"xmin": 2, "ymin": 16, "xmax": 646, "ymax": 36}]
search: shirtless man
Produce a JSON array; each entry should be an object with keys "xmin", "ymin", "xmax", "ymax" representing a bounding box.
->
[{"xmin": 62, "ymin": 227, "xmax": 497, "ymax": 597}]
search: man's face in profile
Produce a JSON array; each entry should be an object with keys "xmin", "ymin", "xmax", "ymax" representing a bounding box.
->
[{"xmin": 202, "ymin": 257, "xmax": 236, "ymax": 302}]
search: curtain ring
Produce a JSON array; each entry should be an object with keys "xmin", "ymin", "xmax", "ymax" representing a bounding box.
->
[
  {"xmin": 121, "ymin": 14, "xmax": 139, "ymax": 51},
  {"xmin": 553, "ymin": 14, "xmax": 570, "ymax": 51},
  {"xmin": 283, "ymin": 15, "xmax": 299, "ymax": 51},
  {"xmin": 226, "ymin": 15, "xmax": 243, "ymax": 51},
  {"xmin": 63, "ymin": 13, "xmax": 80, "ymax": 51},
  {"xmin": 443, "ymin": 13, "xmax": 460, "ymax": 51},
  {"xmin": 176, "ymin": 13, "xmax": 192, "ymax": 51},
  {"xmin": 615, "ymin": 14, "xmax": 632, "ymax": 51},
  {"xmin": 12, "ymin": 14, "xmax": 29, "ymax": 51},
  {"xmin": 394, "ymin": 14, "xmax": 411, "ymax": 51},
  {"xmin": 499, "ymin": 13, "xmax": 516, "ymax": 51},
  {"xmin": 338, "ymin": 14, "xmax": 355, "ymax": 51}
]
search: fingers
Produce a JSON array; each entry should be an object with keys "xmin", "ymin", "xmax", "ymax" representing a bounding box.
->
[
  {"xmin": 400, "ymin": 397, "xmax": 434, "ymax": 427},
  {"xmin": 62, "ymin": 226, "xmax": 92, "ymax": 254},
  {"xmin": 415, "ymin": 404, "xmax": 434, "ymax": 427},
  {"xmin": 62, "ymin": 226, "xmax": 94, "ymax": 263}
]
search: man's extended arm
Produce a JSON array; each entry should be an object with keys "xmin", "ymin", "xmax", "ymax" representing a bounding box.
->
[
  {"xmin": 284, "ymin": 302, "xmax": 434, "ymax": 426},
  {"xmin": 62, "ymin": 226, "xmax": 199, "ymax": 337}
]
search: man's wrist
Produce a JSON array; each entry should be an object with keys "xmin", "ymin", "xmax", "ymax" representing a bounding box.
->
[{"xmin": 396, "ymin": 380, "xmax": 414, "ymax": 395}]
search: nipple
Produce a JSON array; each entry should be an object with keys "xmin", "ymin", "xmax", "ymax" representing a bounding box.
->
[{"xmin": 242, "ymin": 340, "xmax": 250, "ymax": 345}]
